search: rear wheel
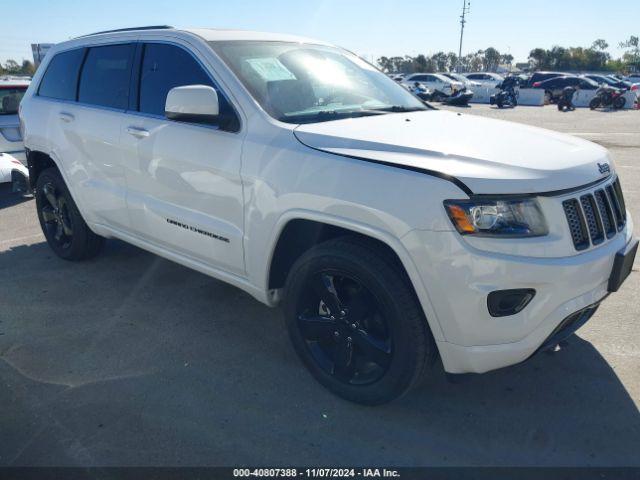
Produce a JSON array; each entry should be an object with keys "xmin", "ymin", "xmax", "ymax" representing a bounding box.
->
[
  {"xmin": 613, "ymin": 96, "xmax": 626, "ymax": 109},
  {"xmin": 35, "ymin": 168, "xmax": 104, "ymax": 261},
  {"xmin": 283, "ymin": 238, "xmax": 437, "ymax": 405}
]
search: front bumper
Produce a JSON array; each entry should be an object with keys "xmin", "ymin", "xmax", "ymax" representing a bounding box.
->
[{"xmin": 402, "ymin": 219, "xmax": 635, "ymax": 374}]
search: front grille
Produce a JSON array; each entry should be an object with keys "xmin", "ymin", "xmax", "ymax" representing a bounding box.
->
[{"xmin": 563, "ymin": 178, "xmax": 627, "ymax": 250}]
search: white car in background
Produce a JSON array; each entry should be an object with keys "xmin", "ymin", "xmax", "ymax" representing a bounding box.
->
[
  {"xmin": 0, "ymin": 76, "xmax": 30, "ymax": 165},
  {"xmin": 402, "ymin": 73, "xmax": 463, "ymax": 99},
  {"xmin": 463, "ymin": 72, "xmax": 504, "ymax": 87},
  {"xmin": 0, "ymin": 152, "xmax": 29, "ymax": 192},
  {"xmin": 441, "ymin": 72, "xmax": 481, "ymax": 88}
]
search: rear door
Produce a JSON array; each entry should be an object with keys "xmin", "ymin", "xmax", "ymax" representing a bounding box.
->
[
  {"xmin": 121, "ymin": 41, "xmax": 245, "ymax": 275},
  {"xmin": 31, "ymin": 43, "xmax": 135, "ymax": 229}
]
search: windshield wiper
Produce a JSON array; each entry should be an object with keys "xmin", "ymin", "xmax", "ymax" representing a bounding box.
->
[
  {"xmin": 283, "ymin": 109, "xmax": 387, "ymax": 124},
  {"xmin": 369, "ymin": 105, "xmax": 428, "ymax": 113}
]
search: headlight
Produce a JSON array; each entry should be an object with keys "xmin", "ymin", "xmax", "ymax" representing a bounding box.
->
[{"xmin": 444, "ymin": 198, "xmax": 548, "ymax": 237}]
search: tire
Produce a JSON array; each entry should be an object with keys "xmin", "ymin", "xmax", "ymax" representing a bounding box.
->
[
  {"xmin": 589, "ymin": 98, "xmax": 600, "ymax": 110},
  {"xmin": 35, "ymin": 167, "xmax": 104, "ymax": 261},
  {"xmin": 282, "ymin": 237, "xmax": 437, "ymax": 405},
  {"xmin": 497, "ymin": 100, "xmax": 504, "ymax": 109},
  {"xmin": 613, "ymin": 96, "xmax": 626, "ymax": 109}
]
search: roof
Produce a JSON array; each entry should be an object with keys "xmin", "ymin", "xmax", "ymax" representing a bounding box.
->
[
  {"xmin": 78, "ymin": 25, "xmax": 331, "ymax": 46},
  {"xmin": 184, "ymin": 28, "xmax": 331, "ymax": 46}
]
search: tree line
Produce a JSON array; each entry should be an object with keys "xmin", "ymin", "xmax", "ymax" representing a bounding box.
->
[
  {"xmin": 377, "ymin": 36, "xmax": 640, "ymax": 74},
  {"xmin": 0, "ymin": 59, "xmax": 36, "ymax": 77}
]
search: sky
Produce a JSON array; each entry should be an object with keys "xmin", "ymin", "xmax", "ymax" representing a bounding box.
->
[{"xmin": 1, "ymin": 0, "xmax": 637, "ymax": 65}]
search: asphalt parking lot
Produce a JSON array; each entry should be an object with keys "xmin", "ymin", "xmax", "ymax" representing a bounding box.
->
[{"xmin": 1, "ymin": 104, "xmax": 639, "ymax": 467}]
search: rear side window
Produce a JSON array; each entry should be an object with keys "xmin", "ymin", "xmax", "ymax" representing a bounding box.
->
[
  {"xmin": 38, "ymin": 49, "xmax": 85, "ymax": 101},
  {"xmin": 78, "ymin": 44, "xmax": 135, "ymax": 109},
  {"xmin": 138, "ymin": 43, "xmax": 239, "ymax": 131}
]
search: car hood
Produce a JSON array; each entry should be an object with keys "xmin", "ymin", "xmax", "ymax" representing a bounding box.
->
[{"xmin": 293, "ymin": 110, "xmax": 613, "ymax": 195}]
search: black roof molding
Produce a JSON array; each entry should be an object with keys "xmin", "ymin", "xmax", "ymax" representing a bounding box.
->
[{"xmin": 78, "ymin": 26, "xmax": 174, "ymax": 38}]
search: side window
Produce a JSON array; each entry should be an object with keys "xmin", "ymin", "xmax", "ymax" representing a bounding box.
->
[
  {"xmin": 467, "ymin": 74, "xmax": 480, "ymax": 80},
  {"xmin": 38, "ymin": 49, "xmax": 85, "ymax": 101},
  {"xmin": 412, "ymin": 75, "xmax": 428, "ymax": 82},
  {"xmin": 138, "ymin": 43, "xmax": 239, "ymax": 132},
  {"xmin": 78, "ymin": 44, "xmax": 135, "ymax": 109}
]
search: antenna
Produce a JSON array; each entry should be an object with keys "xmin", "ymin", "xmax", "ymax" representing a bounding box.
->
[{"xmin": 457, "ymin": 0, "xmax": 471, "ymax": 71}]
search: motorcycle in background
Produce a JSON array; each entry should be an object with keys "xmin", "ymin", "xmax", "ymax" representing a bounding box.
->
[
  {"xmin": 589, "ymin": 85, "xmax": 626, "ymax": 110},
  {"xmin": 490, "ymin": 75, "xmax": 519, "ymax": 108}
]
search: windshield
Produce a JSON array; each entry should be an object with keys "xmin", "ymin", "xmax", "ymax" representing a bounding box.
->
[
  {"xmin": 590, "ymin": 76, "xmax": 616, "ymax": 86},
  {"xmin": 445, "ymin": 73, "xmax": 467, "ymax": 83},
  {"xmin": 208, "ymin": 41, "xmax": 427, "ymax": 124},
  {"xmin": 0, "ymin": 86, "xmax": 26, "ymax": 115}
]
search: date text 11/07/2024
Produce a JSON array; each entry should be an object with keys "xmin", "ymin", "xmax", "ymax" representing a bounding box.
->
[{"xmin": 232, "ymin": 468, "xmax": 401, "ymax": 478}]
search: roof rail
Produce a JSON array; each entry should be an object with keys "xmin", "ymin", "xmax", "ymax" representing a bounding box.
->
[{"xmin": 79, "ymin": 25, "xmax": 174, "ymax": 37}]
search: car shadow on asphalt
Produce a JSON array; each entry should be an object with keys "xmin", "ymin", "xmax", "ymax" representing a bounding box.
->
[
  {"xmin": 0, "ymin": 184, "xmax": 32, "ymax": 210},
  {"xmin": 0, "ymin": 239, "xmax": 639, "ymax": 466}
]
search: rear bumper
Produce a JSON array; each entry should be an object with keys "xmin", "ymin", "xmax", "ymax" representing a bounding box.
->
[{"xmin": 1, "ymin": 149, "xmax": 26, "ymax": 164}]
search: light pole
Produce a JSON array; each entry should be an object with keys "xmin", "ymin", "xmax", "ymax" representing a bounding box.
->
[{"xmin": 457, "ymin": 0, "xmax": 471, "ymax": 71}]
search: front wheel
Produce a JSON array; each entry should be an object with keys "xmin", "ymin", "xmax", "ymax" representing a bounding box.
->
[
  {"xmin": 283, "ymin": 238, "xmax": 437, "ymax": 405},
  {"xmin": 589, "ymin": 98, "xmax": 601, "ymax": 110},
  {"xmin": 613, "ymin": 96, "xmax": 626, "ymax": 109},
  {"xmin": 35, "ymin": 167, "xmax": 104, "ymax": 261}
]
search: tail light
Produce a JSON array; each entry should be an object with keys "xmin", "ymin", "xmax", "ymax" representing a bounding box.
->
[
  {"xmin": 631, "ymin": 85, "xmax": 638, "ymax": 91},
  {"xmin": 532, "ymin": 82, "xmax": 541, "ymax": 87}
]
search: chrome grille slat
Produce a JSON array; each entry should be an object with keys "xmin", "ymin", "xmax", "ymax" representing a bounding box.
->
[
  {"xmin": 562, "ymin": 178, "xmax": 626, "ymax": 251},
  {"xmin": 613, "ymin": 178, "xmax": 627, "ymax": 222},
  {"xmin": 594, "ymin": 189, "xmax": 616, "ymax": 238},
  {"xmin": 563, "ymin": 199, "xmax": 589, "ymax": 250},
  {"xmin": 580, "ymin": 194, "xmax": 604, "ymax": 245},
  {"xmin": 606, "ymin": 184, "xmax": 625, "ymax": 231}
]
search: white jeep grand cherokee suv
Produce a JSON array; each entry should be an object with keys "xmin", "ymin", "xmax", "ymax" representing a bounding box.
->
[{"xmin": 20, "ymin": 26, "xmax": 637, "ymax": 404}]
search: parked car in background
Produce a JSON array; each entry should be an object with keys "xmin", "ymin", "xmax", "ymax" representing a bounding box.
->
[
  {"xmin": 0, "ymin": 152, "xmax": 29, "ymax": 192},
  {"xmin": 463, "ymin": 72, "xmax": 504, "ymax": 87},
  {"xmin": 584, "ymin": 74, "xmax": 632, "ymax": 91},
  {"xmin": 440, "ymin": 72, "xmax": 481, "ymax": 88},
  {"xmin": 0, "ymin": 76, "xmax": 30, "ymax": 165},
  {"xmin": 527, "ymin": 71, "xmax": 570, "ymax": 87},
  {"xmin": 402, "ymin": 73, "xmax": 463, "ymax": 100},
  {"xmin": 532, "ymin": 76, "xmax": 599, "ymax": 102},
  {"xmin": 625, "ymin": 73, "xmax": 640, "ymax": 83}
]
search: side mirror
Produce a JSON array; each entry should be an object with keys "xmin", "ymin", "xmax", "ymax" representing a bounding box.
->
[{"xmin": 165, "ymin": 85, "xmax": 219, "ymax": 124}]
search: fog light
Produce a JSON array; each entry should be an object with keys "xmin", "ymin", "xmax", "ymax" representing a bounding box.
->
[{"xmin": 487, "ymin": 289, "xmax": 536, "ymax": 317}]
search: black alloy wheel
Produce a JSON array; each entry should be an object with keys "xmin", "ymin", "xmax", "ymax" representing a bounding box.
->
[
  {"xmin": 40, "ymin": 182, "xmax": 74, "ymax": 251},
  {"xmin": 283, "ymin": 238, "xmax": 437, "ymax": 405},
  {"xmin": 35, "ymin": 167, "xmax": 104, "ymax": 261},
  {"xmin": 296, "ymin": 271, "xmax": 392, "ymax": 385}
]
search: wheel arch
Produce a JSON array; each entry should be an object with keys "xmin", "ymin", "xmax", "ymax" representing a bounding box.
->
[
  {"xmin": 26, "ymin": 149, "xmax": 58, "ymax": 186},
  {"xmin": 265, "ymin": 212, "xmax": 446, "ymax": 342}
]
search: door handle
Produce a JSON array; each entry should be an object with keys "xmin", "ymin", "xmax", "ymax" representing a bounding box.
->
[
  {"xmin": 58, "ymin": 112, "xmax": 75, "ymax": 123},
  {"xmin": 126, "ymin": 126, "xmax": 150, "ymax": 138}
]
